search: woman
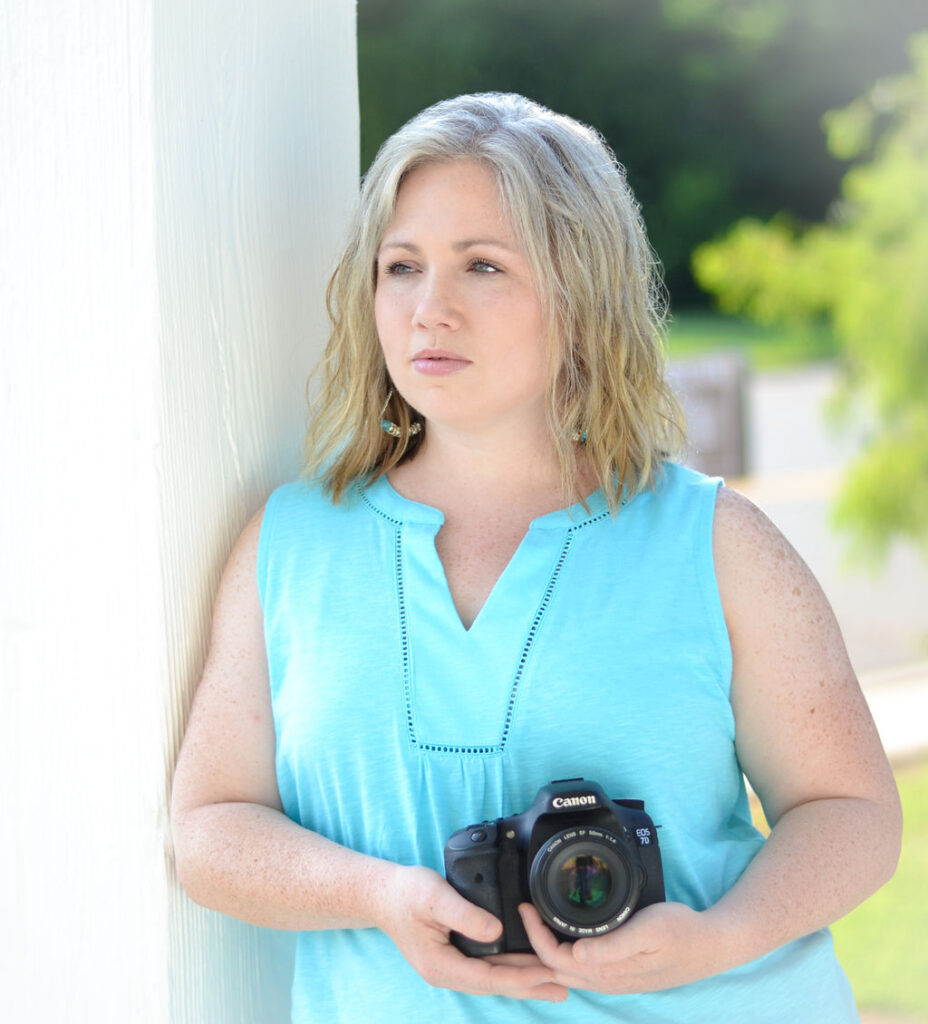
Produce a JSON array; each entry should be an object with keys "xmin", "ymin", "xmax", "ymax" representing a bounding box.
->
[{"xmin": 171, "ymin": 93, "xmax": 901, "ymax": 1021}]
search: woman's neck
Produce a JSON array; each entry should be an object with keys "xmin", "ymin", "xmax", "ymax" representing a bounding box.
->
[{"xmin": 387, "ymin": 421, "xmax": 596, "ymax": 518}]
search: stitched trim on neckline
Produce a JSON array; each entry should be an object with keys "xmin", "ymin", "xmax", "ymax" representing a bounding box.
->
[{"xmin": 399, "ymin": 529, "xmax": 575, "ymax": 757}]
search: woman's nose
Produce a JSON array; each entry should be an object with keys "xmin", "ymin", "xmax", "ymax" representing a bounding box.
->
[{"xmin": 413, "ymin": 272, "xmax": 461, "ymax": 331}]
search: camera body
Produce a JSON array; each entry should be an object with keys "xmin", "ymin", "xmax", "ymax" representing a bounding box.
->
[{"xmin": 443, "ymin": 778, "xmax": 664, "ymax": 956}]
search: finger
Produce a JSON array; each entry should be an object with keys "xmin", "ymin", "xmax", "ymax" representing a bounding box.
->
[
  {"xmin": 448, "ymin": 947, "xmax": 568, "ymax": 1001},
  {"xmin": 480, "ymin": 961, "xmax": 569, "ymax": 1002},
  {"xmin": 572, "ymin": 909, "xmax": 656, "ymax": 966},
  {"xmin": 515, "ymin": 983, "xmax": 569, "ymax": 1003},
  {"xmin": 484, "ymin": 952, "xmax": 548, "ymax": 968},
  {"xmin": 517, "ymin": 904, "xmax": 574, "ymax": 968},
  {"xmin": 471, "ymin": 951, "xmax": 557, "ymax": 989},
  {"xmin": 430, "ymin": 885, "xmax": 503, "ymax": 944}
]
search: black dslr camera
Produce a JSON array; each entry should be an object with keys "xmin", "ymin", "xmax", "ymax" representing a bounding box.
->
[{"xmin": 443, "ymin": 778, "xmax": 664, "ymax": 956}]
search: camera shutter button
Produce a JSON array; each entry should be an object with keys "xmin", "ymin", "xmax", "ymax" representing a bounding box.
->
[{"xmin": 469, "ymin": 828, "xmax": 488, "ymax": 843}]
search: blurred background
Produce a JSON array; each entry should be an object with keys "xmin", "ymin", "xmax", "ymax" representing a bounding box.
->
[{"xmin": 358, "ymin": 1, "xmax": 927, "ymax": 1019}]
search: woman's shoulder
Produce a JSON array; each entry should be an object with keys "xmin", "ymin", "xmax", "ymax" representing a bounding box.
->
[
  {"xmin": 711, "ymin": 481, "xmax": 824, "ymax": 633},
  {"xmin": 265, "ymin": 475, "xmax": 325, "ymax": 507},
  {"xmin": 656, "ymin": 460, "xmax": 723, "ymax": 495},
  {"xmin": 711, "ymin": 482, "xmax": 792, "ymax": 558},
  {"xmin": 649, "ymin": 469, "xmax": 791, "ymax": 564},
  {"xmin": 262, "ymin": 474, "xmax": 363, "ymax": 525},
  {"xmin": 621, "ymin": 461, "xmax": 722, "ymax": 530},
  {"xmin": 257, "ymin": 475, "xmax": 374, "ymax": 564}
]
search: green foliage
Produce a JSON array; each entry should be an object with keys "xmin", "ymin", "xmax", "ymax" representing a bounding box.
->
[
  {"xmin": 693, "ymin": 35, "xmax": 928, "ymax": 561},
  {"xmin": 667, "ymin": 311, "xmax": 838, "ymax": 368},
  {"xmin": 358, "ymin": 0, "xmax": 926, "ymax": 304}
]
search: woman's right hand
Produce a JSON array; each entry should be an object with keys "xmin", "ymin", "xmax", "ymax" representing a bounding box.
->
[{"xmin": 376, "ymin": 864, "xmax": 568, "ymax": 1003}]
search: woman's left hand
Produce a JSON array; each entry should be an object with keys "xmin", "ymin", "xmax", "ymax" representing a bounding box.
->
[{"xmin": 517, "ymin": 901, "xmax": 731, "ymax": 994}]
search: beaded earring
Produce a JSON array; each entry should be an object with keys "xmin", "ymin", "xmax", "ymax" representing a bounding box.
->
[{"xmin": 379, "ymin": 390, "xmax": 422, "ymax": 439}]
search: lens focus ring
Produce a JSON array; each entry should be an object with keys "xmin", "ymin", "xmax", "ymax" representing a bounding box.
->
[{"xmin": 528, "ymin": 826, "xmax": 640, "ymax": 939}]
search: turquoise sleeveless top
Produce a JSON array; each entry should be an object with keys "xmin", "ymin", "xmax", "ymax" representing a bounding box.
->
[{"xmin": 257, "ymin": 463, "xmax": 857, "ymax": 1023}]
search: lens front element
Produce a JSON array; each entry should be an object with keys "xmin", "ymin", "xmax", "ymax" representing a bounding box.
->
[
  {"xmin": 558, "ymin": 852, "xmax": 612, "ymax": 910},
  {"xmin": 529, "ymin": 827, "xmax": 640, "ymax": 939}
]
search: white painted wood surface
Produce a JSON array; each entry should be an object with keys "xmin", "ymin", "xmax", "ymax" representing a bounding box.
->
[{"xmin": 1, "ymin": 2, "xmax": 359, "ymax": 1020}]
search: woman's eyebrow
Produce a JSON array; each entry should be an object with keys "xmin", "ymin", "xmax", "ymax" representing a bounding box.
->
[
  {"xmin": 378, "ymin": 237, "xmax": 517, "ymax": 254},
  {"xmin": 377, "ymin": 239, "xmax": 420, "ymax": 255},
  {"xmin": 452, "ymin": 238, "xmax": 516, "ymax": 252}
]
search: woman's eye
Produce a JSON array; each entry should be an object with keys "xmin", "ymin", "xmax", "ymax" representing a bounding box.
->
[
  {"xmin": 383, "ymin": 261, "xmax": 415, "ymax": 276},
  {"xmin": 470, "ymin": 259, "xmax": 500, "ymax": 273}
]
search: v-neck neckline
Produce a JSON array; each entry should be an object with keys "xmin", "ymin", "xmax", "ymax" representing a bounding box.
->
[
  {"xmin": 358, "ymin": 474, "xmax": 619, "ymax": 755},
  {"xmin": 362, "ymin": 473, "xmax": 611, "ymax": 634}
]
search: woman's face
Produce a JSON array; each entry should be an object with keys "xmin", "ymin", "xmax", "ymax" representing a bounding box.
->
[{"xmin": 374, "ymin": 159, "xmax": 549, "ymax": 438}]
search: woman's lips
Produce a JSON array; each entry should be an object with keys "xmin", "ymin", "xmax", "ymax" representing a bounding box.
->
[{"xmin": 411, "ymin": 350, "xmax": 472, "ymax": 375}]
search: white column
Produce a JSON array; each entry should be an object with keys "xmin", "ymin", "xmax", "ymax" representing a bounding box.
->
[{"xmin": 0, "ymin": 2, "xmax": 359, "ymax": 1021}]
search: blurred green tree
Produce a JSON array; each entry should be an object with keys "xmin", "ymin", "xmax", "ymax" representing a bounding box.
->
[
  {"xmin": 358, "ymin": 0, "xmax": 925, "ymax": 304},
  {"xmin": 693, "ymin": 35, "xmax": 928, "ymax": 562}
]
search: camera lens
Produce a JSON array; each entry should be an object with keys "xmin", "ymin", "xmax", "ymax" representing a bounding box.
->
[
  {"xmin": 557, "ymin": 852, "xmax": 612, "ymax": 910},
  {"xmin": 529, "ymin": 827, "xmax": 640, "ymax": 939}
]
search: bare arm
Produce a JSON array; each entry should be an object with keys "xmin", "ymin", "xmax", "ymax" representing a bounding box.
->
[
  {"xmin": 704, "ymin": 485, "xmax": 901, "ymax": 957},
  {"xmin": 170, "ymin": 507, "xmax": 566, "ymax": 1001},
  {"xmin": 520, "ymin": 485, "xmax": 902, "ymax": 992},
  {"xmin": 170, "ymin": 508, "xmax": 379, "ymax": 930}
]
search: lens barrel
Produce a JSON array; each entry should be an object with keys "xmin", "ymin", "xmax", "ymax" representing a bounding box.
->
[{"xmin": 528, "ymin": 826, "xmax": 640, "ymax": 939}]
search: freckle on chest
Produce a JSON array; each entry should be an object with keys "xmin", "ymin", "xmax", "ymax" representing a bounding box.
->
[{"xmin": 435, "ymin": 521, "xmax": 527, "ymax": 628}]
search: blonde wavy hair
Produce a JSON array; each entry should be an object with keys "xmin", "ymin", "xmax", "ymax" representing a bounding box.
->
[{"xmin": 305, "ymin": 92, "xmax": 685, "ymax": 508}]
